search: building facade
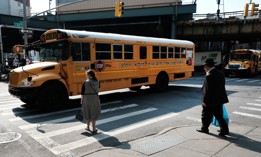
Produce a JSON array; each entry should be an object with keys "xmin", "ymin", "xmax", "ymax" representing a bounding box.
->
[{"xmin": 0, "ymin": 0, "xmax": 30, "ymax": 17}]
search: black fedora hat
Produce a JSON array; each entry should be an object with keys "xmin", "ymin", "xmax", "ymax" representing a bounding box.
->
[{"xmin": 204, "ymin": 58, "xmax": 216, "ymax": 67}]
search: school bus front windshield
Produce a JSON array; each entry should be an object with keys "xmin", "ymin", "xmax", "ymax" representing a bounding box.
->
[
  {"xmin": 230, "ymin": 52, "xmax": 252, "ymax": 61},
  {"xmin": 39, "ymin": 40, "xmax": 69, "ymax": 61}
]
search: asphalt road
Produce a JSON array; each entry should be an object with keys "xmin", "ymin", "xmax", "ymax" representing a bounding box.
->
[{"xmin": 0, "ymin": 75, "xmax": 261, "ymax": 156}]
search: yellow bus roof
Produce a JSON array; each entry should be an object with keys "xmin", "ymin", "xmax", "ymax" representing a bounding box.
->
[
  {"xmin": 52, "ymin": 29, "xmax": 194, "ymax": 46},
  {"xmin": 233, "ymin": 49, "xmax": 261, "ymax": 54}
]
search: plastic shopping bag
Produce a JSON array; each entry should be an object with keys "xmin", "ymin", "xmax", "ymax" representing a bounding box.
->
[{"xmin": 212, "ymin": 104, "xmax": 229, "ymax": 126}]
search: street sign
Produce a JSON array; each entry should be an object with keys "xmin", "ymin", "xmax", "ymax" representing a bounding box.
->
[
  {"xmin": 14, "ymin": 21, "xmax": 24, "ymax": 28},
  {"xmin": 20, "ymin": 29, "xmax": 33, "ymax": 34}
]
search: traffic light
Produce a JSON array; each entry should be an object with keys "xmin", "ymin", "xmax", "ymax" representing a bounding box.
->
[
  {"xmin": 115, "ymin": 0, "xmax": 124, "ymax": 17},
  {"xmin": 243, "ymin": 4, "xmax": 249, "ymax": 17},
  {"xmin": 13, "ymin": 45, "xmax": 24, "ymax": 54},
  {"xmin": 251, "ymin": 3, "xmax": 259, "ymax": 16}
]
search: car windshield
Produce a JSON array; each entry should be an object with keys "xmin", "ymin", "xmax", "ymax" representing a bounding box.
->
[
  {"xmin": 39, "ymin": 40, "xmax": 69, "ymax": 61},
  {"xmin": 229, "ymin": 53, "xmax": 252, "ymax": 61}
]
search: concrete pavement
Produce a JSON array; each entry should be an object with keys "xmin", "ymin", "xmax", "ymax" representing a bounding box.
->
[{"xmin": 84, "ymin": 124, "xmax": 261, "ymax": 157}]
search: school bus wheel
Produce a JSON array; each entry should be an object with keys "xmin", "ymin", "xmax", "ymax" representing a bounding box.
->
[
  {"xmin": 151, "ymin": 72, "xmax": 169, "ymax": 91},
  {"xmin": 38, "ymin": 81, "xmax": 68, "ymax": 107}
]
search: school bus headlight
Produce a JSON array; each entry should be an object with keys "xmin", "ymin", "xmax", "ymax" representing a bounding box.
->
[{"xmin": 20, "ymin": 81, "xmax": 35, "ymax": 87}]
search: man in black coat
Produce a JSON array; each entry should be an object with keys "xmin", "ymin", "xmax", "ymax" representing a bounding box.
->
[{"xmin": 197, "ymin": 58, "xmax": 229, "ymax": 136}]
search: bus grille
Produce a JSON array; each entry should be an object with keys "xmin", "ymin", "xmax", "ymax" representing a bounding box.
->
[
  {"xmin": 228, "ymin": 64, "xmax": 240, "ymax": 69},
  {"xmin": 9, "ymin": 72, "xmax": 20, "ymax": 86}
]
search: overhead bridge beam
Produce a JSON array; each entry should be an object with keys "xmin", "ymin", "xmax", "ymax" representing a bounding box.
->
[{"xmin": 176, "ymin": 19, "xmax": 261, "ymax": 42}]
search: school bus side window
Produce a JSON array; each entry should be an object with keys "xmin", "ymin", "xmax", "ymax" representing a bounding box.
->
[
  {"xmin": 124, "ymin": 44, "xmax": 133, "ymax": 60},
  {"xmin": 181, "ymin": 48, "xmax": 186, "ymax": 58},
  {"xmin": 175, "ymin": 47, "xmax": 180, "ymax": 58},
  {"xmin": 168, "ymin": 47, "xmax": 174, "ymax": 58},
  {"xmin": 96, "ymin": 43, "xmax": 111, "ymax": 60},
  {"xmin": 82, "ymin": 43, "xmax": 90, "ymax": 61},
  {"xmin": 71, "ymin": 42, "xmax": 81, "ymax": 61},
  {"xmin": 153, "ymin": 46, "xmax": 160, "ymax": 59},
  {"xmin": 140, "ymin": 46, "xmax": 147, "ymax": 59},
  {"xmin": 113, "ymin": 44, "xmax": 123, "ymax": 60},
  {"xmin": 161, "ymin": 46, "xmax": 167, "ymax": 59}
]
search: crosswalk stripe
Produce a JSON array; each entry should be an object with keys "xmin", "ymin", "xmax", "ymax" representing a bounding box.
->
[
  {"xmin": 248, "ymin": 80, "xmax": 260, "ymax": 83},
  {"xmin": 233, "ymin": 111, "xmax": 261, "ymax": 119},
  {"xmin": 0, "ymin": 102, "xmax": 23, "ymax": 108},
  {"xmin": 246, "ymin": 103, "xmax": 261, "ymax": 107},
  {"xmin": 9, "ymin": 108, "xmax": 80, "ymax": 122},
  {"xmin": 1, "ymin": 109, "xmax": 34, "ymax": 116},
  {"xmin": 10, "ymin": 104, "xmax": 138, "ymax": 122},
  {"xmin": 226, "ymin": 78, "xmax": 238, "ymax": 81},
  {"xmin": 186, "ymin": 116, "xmax": 201, "ymax": 122},
  {"xmin": 0, "ymin": 106, "xmax": 24, "ymax": 111},
  {"xmin": 29, "ymin": 105, "xmax": 147, "ymax": 140},
  {"xmin": 20, "ymin": 107, "xmax": 156, "ymax": 130},
  {"xmin": 240, "ymin": 106, "xmax": 261, "ymax": 112},
  {"xmin": 255, "ymin": 99, "xmax": 261, "ymax": 102},
  {"xmin": 235, "ymin": 79, "xmax": 249, "ymax": 82},
  {"xmin": 49, "ymin": 112, "xmax": 179, "ymax": 155}
]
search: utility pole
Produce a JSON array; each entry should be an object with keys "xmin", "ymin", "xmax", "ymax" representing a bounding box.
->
[{"xmin": 23, "ymin": 0, "xmax": 28, "ymax": 55}]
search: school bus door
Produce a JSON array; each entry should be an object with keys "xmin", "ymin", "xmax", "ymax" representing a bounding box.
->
[{"xmin": 137, "ymin": 45, "xmax": 149, "ymax": 77}]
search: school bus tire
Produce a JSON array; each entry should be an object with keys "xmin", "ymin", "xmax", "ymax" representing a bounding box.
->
[
  {"xmin": 38, "ymin": 81, "xmax": 68, "ymax": 108},
  {"xmin": 151, "ymin": 73, "xmax": 169, "ymax": 92}
]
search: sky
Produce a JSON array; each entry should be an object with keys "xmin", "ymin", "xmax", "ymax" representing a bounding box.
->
[{"xmin": 30, "ymin": 0, "xmax": 255, "ymax": 15}]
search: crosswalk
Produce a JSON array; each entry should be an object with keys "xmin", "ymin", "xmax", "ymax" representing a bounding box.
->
[
  {"xmin": 0, "ymin": 97, "xmax": 179, "ymax": 156},
  {"xmin": 233, "ymin": 97, "xmax": 261, "ymax": 120},
  {"xmin": 189, "ymin": 77, "xmax": 261, "ymax": 85}
]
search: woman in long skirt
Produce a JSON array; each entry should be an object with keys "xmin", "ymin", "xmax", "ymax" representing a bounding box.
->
[{"xmin": 81, "ymin": 70, "xmax": 101, "ymax": 134}]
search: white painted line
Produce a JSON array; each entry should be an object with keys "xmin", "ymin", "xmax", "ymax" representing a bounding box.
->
[
  {"xmin": 19, "ymin": 116, "xmax": 75, "ymax": 130},
  {"xmin": 20, "ymin": 107, "xmax": 155, "ymax": 130},
  {"xmin": 101, "ymin": 104, "xmax": 138, "ymax": 114},
  {"xmin": 9, "ymin": 108, "xmax": 80, "ymax": 122},
  {"xmin": 225, "ymin": 78, "xmax": 238, "ymax": 82},
  {"xmin": 248, "ymin": 80, "xmax": 259, "ymax": 83},
  {"xmin": 101, "ymin": 100, "xmax": 123, "ymax": 106},
  {"xmin": 240, "ymin": 106, "xmax": 261, "ymax": 112},
  {"xmin": 235, "ymin": 79, "xmax": 249, "ymax": 82},
  {"xmin": 50, "ymin": 112, "xmax": 179, "ymax": 155},
  {"xmin": 0, "ymin": 106, "xmax": 24, "ymax": 111},
  {"xmin": 0, "ymin": 99, "xmax": 20, "ymax": 103},
  {"xmin": 246, "ymin": 103, "xmax": 261, "ymax": 107},
  {"xmin": 11, "ymin": 104, "xmax": 138, "ymax": 122},
  {"xmin": 29, "ymin": 105, "xmax": 148, "ymax": 140},
  {"xmin": 186, "ymin": 116, "xmax": 201, "ymax": 122},
  {"xmin": 1, "ymin": 109, "xmax": 34, "ymax": 116},
  {"xmin": 255, "ymin": 99, "xmax": 261, "ymax": 102},
  {"xmin": 233, "ymin": 111, "xmax": 261, "ymax": 119}
]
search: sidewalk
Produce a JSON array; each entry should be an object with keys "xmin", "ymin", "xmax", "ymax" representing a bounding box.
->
[{"xmin": 84, "ymin": 124, "xmax": 261, "ymax": 157}]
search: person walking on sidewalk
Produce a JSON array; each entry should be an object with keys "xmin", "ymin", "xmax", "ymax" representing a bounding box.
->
[
  {"xmin": 81, "ymin": 70, "xmax": 101, "ymax": 134},
  {"xmin": 197, "ymin": 58, "xmax": 229, "ymax": 137}
]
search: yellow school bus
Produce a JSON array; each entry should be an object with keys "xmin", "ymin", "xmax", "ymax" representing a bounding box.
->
[
  {"xmin": 225, "ymin": 49, "xmax": 261, "ymax": 76},
  {"xmin": 8, "ymin": 29, "xmax": 194, "ymax": 107}
]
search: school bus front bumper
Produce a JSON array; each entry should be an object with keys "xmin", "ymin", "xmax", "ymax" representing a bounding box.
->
[{"xmin": 8, "ymin": 86, "xmax": 38, "ymax": 99}]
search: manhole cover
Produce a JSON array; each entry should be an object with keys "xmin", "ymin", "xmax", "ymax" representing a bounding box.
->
[{"xmin": 0, "ymin": 132, "xmax": 21, "ymax": 144}]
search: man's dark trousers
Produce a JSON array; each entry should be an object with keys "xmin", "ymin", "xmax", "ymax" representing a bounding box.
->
[{"xmin": 201, "ymin": 104, "xmax": 229, "ymax": 133}]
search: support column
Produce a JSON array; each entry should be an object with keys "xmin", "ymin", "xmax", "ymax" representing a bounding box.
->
[{"xmin": 171, "ymin": 15, "xmax": 176, "ymax": 39}]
